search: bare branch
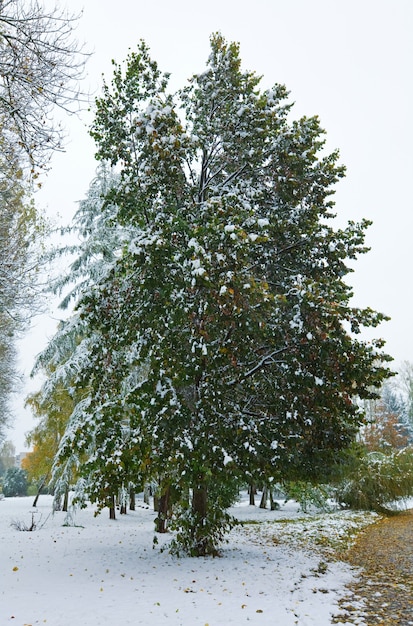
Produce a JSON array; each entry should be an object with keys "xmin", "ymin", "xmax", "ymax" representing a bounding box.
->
[
  {"xmin": 228, "ymin": 345, "xmax": 290, "ymax": 386},
  {"xmin": 0, "ymin": 0, "xmax": 90, "ymax": 170}
]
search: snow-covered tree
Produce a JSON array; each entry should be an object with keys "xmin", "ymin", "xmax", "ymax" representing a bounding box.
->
[
  {"xmin": 0, "ymin": 124, "xmax": 46, "ymax": 438},
  {"xmin": 0, "ymin": 439, "xmax": 15, "ymax": 476},
  {"xmin": 46, "ymin": 35, "xmax": 392, "ymax": 555},
  {"xmin": 3, "ymin": 466, "xmax": 27, "ymax": 496},
  {"xmin": 393, "ymin": 361, "xmax": 413, "ymax": 435},
  {"xmin": 28, "ymin": 165, "xmax": 125, "ymax": 504}
]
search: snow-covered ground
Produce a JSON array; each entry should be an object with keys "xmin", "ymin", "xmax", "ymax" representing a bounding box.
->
[{"xmin": 0, "ymin": 493, "xmax": 377, "ymax": 625}]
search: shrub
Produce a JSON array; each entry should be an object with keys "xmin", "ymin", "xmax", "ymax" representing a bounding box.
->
[
  {"xmin": 335, "ymin": 446, "xmax": 413, "ymax": 512},
  {"xmin": 168, "ymin": 504, "xmax": 237, "ymax": 557},
  {"xmin": 10, "ymin": 511, "xmax": 49, "ymax": 531},
  {"xmin": 283, "ymin": 481, "xmax": 333, "ymax": 513}
]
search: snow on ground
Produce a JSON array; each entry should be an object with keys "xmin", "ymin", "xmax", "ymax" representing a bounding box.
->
[{"xmin": 0, "ymin": 493, "xmax": 374, "ymax": 625}]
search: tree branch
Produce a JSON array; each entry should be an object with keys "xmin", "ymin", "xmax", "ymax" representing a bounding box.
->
[{"xmin": 228, "ymin": 345, "xmax": 290, "ymax": 386}]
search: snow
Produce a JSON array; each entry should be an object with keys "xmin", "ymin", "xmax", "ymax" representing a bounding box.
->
[
  {"xmin": 224, "ymin": 224, "xmax": 236, "ymax": 233},
  {"xmin": 0, "ymin": 493, "xmax": 377, "ymax": 625}
]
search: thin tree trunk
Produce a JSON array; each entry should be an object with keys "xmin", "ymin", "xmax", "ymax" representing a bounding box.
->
[
  {"xmin": 259, "ymin": 486, "xmax": 268, "ymax": 509},
  {"xmin": 109, "ymin": 495, "xmax": 116, "ymax": 520},
  {"xmin": 119, "ymin": 485, "xmax": 127, "ymax": 514},
  {"xmin": 129, "ymin": 487, "xmax": 136, "ymax": 511},
  {"xmin": 32, "ymin": 474, "xmax": 48, "ymax": 508},
  {"xmin": 32, "ymin": 491, "xmax": 41, "ymax": 508},
  {"xmin": 62, "ymin": 487, "xmax": 69, "ymax": 512},
  {"xmin": 270, "ymin": 490, "xmax": 278, "ymax": 510},
  {"xmin": 249, "ymin": 483, "xmax": 256, "ymax": 506}
]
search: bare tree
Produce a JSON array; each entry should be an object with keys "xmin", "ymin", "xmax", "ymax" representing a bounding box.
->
[{"xmin": 0, "ymin": 0, "xmax": 88, "ymax": 170}]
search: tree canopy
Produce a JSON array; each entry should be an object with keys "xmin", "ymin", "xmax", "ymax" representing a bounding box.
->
[{"xmin": 35, "ymin": 34, "xmax": 392, "ymax": 556}]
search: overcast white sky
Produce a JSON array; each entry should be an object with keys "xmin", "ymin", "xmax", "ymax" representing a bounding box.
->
[{"xmin": 8, "ymin": 0, "xmax": 413, "ymax": 450}]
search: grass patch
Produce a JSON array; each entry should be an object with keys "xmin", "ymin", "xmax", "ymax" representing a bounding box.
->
[{"xmin": 239, "ymin": 511, "xmax": 381, "ymax": 558}]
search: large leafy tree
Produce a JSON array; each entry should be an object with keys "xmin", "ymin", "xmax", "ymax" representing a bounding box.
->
[{"xmin": 47, "ymin": 35, "xmax": 391, "ymax": 555}]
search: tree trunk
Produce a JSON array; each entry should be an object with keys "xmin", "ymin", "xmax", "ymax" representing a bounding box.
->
[
  {"xmin": 32, "ymin": 474, "xmax": 48, "ymax": 507},
  {"xmin": 259, "ymin": 486, "xmax": 268, "ymax": 509},
  {"xmin": 192, "ymin": 483, "xmax": 207, "ymax": 521},
  {"xmin": 62, "ymin": 487, "xmax": 69, "ymax": 512},
  {"xmin": 270, "ymin": 490, "xmax": 278, "ymax": 510},
  {"xmin": 155, "ymin": 484, "xmax": 171, "ymax": 533},
  {"xmin": 118, "ymin": 485, "xmax": 127, "ymax": 514},
  {"xmin": 129, "ymin": 487, "xmax": 136, "ymax": 511},
  {"xmin": 109, "ymin": 495, "xmax": 116, "ymax": 520},
  {"xmin": 249, "ymin": 483, "xmax": 256, "ymax": 506},
  {"xmin": 191, "ymin": 478, "xmax": 211, "ymax": 556},
  {"xmin": 144, "ymin": 484, "xmax": 151, "ymax": 506}
]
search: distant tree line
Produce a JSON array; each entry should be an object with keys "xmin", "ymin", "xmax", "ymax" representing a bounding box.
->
[{"xmin": 0, "ymin": 0, "xmax": 87, "ymax": 442}]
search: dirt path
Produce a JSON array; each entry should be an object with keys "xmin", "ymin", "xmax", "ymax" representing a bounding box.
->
[{"xmin": 335, "ymin": 510, "xmax": 413, "ymax": 625}]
